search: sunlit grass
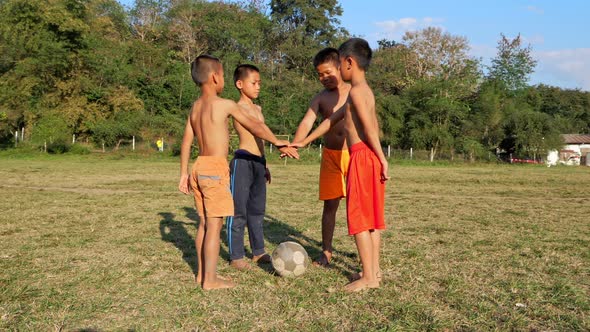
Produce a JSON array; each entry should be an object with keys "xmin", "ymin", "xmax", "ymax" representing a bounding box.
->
[{"xmin": 1, "ymin": 154, "xmax": 588, "ymax": 330}]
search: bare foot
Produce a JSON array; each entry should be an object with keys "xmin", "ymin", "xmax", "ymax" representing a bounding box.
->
[
  {"xmin": 312, "ymin": 252, "xmax": 332, "ymax": 267},
  {"xmin": 230, "ymin": 259, "xmax": 252, "ymax": 270},
  {"xmin": 202, "ymin": 277, "xmax": 235, "ymax": 290},
  {"xmin": 252, "ymin": 253, "xmax": 271, "ymax": 264},
  {"xmin": 349, "ymin": 270, "xmax": 382, "ymax": 282},
  {"xmin": 343, "ymin": 277, "xmax": 379, "ymax": 293},
  {"xmin": 195, "ymin": 274, "xmax": 230, "ymax": 285}
]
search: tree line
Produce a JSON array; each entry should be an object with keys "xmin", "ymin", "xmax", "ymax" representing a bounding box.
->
[{"xmin": 1, "ymin": 0, "xmax": 589, "ymax": 159}]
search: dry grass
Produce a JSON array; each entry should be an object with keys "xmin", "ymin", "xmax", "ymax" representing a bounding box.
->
[{"xmin": 0, "ymin": 153, "xmax": 589, "ymax": 331}]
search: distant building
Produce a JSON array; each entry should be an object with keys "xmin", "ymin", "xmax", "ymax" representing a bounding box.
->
[{"xmin": 548, "ymin": 134, "xmax": 590, "ymax": 166}]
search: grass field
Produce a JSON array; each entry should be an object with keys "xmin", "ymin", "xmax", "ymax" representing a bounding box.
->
[{"xmin": 1, "ymin": 153, "xmax": 589, "ymax": 331}]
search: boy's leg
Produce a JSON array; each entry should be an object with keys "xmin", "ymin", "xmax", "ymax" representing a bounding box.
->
[
  {"xmin": 344, "ymin": 230, "xmax": 379, "ymax": 292},
  {"xmin": 227, "ymin": 159, "xmax": 251, "ymax": 268},
  {"xmin": 314, "ymin": 198, "xmax": 340, "ymax": 266},
  {"xmin": 371, "ymin": 230, "xmax": 382, "ymax": 279},
  {"xmin": 350, "ymin": 229, "xmax": 382, "ymax": 282},
  {"xmin": 195, "ymin": 218, "xmax": 205, "ymax": 284},
  {"xmin": 247, "ymin": 162, "xmax": 269, "ymax": 263},
  {"xmin": 202, "ymin": 216, "xmax": 235, "ymax": 290}
]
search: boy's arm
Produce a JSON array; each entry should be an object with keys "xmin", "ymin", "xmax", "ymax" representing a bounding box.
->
[
  {"xmin": 229, "ymin": 103, "xmax": 283, "ymax": 146},
  {"xmin": 178, "ymin": 115, "xmax": 194, "ymax": 194},
  {"xmin": 292, "ymin": 96, "xmax": 320, "ymax": 143},
  {"xmin": 229, "ymin": 102, "xmax": 298, "ymax": 158},
  {"xmin": 349, "ymin": 90, "xmax": 390, "ymax": 181},
  {"xmin": 291, "ymin": 105, "xmax": 345, "ymax": 148}
]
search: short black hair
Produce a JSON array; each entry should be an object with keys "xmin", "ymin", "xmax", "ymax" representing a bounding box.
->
[
  {"xmin": 313, "ymin": 47, "xmax": 339, "ymax": 68},
  {"xmin": 233, "ymin": 64, "xmax": 260, "ymax": 88},
  {"xmin": 191, "ymin": 55, "xmax": 221, "ymax": 86},
  {"xmin": 338, "ymin": 38, "xmax": 372, "ymax": 70}
]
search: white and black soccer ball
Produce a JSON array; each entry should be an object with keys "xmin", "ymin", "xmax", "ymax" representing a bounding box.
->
[{"xmin": 271, "ymin": 241, "xmax": 310, "ymax": 277}]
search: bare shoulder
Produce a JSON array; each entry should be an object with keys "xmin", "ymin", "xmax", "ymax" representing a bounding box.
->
[
  {"xmin": 349, "ymin": 84, "xmax": 374, "ymax": 105},
  {"xmin": 255, "ymin": 104, "xmax": 263, "ymax": 116},
  {"xmin": 215, "ymin": 97, "xmax": 239, "ymax": 115}
]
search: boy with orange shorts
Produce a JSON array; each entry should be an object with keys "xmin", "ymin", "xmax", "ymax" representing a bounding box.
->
[
  {"xmin": 292, "ymin": 48, "xmax": 351, "ymax": 267},
  {"xmin": 292, "ymin": 38, "xmax": 389, "ymax": 292},
  {"xmin": 177, "ymin": 55, "xmax": 296, "ymax": 290}
]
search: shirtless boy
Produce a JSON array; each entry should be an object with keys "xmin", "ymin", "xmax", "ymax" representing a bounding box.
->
[
  {"xmin": 227, "ymin": 64, "xmax": 298, "ymax": 270},
  {"xmin": 292, "ymin": 48, "xmax": 350, "ymax": 267},
  {"xmin": 293, "ymin": 38, "xmax": 390, "ymax": 292},
  {"xmin": 178, "ymin": 55, "xmax": 292, "ymax": 290}
]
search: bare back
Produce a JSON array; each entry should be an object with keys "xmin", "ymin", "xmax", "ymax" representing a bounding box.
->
[
  {"xmin": 318, "ymin": 84, "xmax": 350, "ymax": 150},
  {"xmin": 345, "ymin": 83, "xmax": 376, "ymax": 147},
  {"xmin": 191, "ymin": 96, "xmax": 232, "ymax": 157},
  {"xmin": 233, "ymin": 103, "xmax": 265, "ymax": 156}
]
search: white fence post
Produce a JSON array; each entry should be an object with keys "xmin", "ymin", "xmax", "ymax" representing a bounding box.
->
[
  {"xmin": 14, "ymin": 131, "xmax": 18, "ymax": 147},
  {"xmin": 388, "ymin": 145, "xmax": 391, "ymax": 158},
  {"xmin": 410, "ymin": 147, "xmax": 413, "ymax": 160},
  {"xmin": 72, "ymin": 134, "xmax": 75, "ymax": 144},
  {"xmin": 132, "ymin": 136, "xmax": 135, "ymax": 151}
]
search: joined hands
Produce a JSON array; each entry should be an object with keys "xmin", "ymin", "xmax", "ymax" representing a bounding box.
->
[{"xmin": 275, "ymin": 139, "xmax": 299, "ymax": 159}]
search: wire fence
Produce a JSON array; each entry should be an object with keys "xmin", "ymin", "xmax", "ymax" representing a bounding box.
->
[{"xmin": 9, "ymin": 130, "xmax": 538, "ymax": 164}]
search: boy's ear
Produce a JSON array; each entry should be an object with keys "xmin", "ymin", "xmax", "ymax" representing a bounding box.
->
[
  {"xmin": 345, "ymin": 56, "xmax": 354, "ymax": 70},
  {"xmin": 211, "ymin": 71, "xmax": 219, "ymax": 85},
  {"xmin": 235, "ymin": 80, "xmax": 243, "ymax": 89}
]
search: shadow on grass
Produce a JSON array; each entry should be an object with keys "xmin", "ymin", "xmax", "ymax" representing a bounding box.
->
[
  {"xmin": 264, "ymin": 214, "xmax": 357, "ymax": 277},
  {"xmin": 158, "ymin": 208, "xmax": 230, "ymax": 276}
]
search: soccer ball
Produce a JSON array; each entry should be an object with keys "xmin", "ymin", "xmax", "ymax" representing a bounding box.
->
[{"xmin": 271, "ymin": 241, "xmax": 310, "ymax": 277}]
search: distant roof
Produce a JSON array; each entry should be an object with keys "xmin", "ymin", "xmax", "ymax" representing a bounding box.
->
[{"xmin": 562, "ymin": 134, "xmax": 590, "ymax": 144}]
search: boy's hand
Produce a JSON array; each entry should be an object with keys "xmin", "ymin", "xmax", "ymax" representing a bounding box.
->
[
  {"xmin": 178, "ymin": 174, "xmax": 191, "ymax": 194},
  {"xmin": 274, "ymin": 139, "xmax": 289, "ymax": 148},
  {"xmin": 289, "ymin": 141, "xmax": 306, "ymax": 149},
  {"xmin": 380, "ymin": 160, "xmax": 390, "ymax": 182},
  {"xmin": 279, "ymin": 146, "xmax": 299, "ymax": 159},
  {"xmin": 265, "ymin": 167, "xmax": 271, "ymax": 184}
]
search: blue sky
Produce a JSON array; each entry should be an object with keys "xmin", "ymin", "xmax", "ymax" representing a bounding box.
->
[
  {"xmin": 337, "ymin": 0, "xmax": 590, "ymax": 91},
  {"xmin": 118, "ymin": 0, "xmax": 590, "ymax": 91}
]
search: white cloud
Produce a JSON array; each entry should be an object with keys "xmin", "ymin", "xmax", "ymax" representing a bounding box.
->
[
  {"xmin": 532, "ymin": 48, "xmax": 590, "ymax": 90},
  {"xmin": 525, "ymin": 5, "xmax": 544, "ymax": 15},
  {"xmin": 523, "ymin": 34, "xmax": 545, "ymax": 46},
  {"xmin": 372, "ymin": 17, "xmax": 445, "ymax": 43}
]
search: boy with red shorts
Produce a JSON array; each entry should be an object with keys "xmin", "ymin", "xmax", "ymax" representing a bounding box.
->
[
  {"xmin": 293, "ymin": 38, "xmax": 389, "ymax": 292},
  {"xmin": 177, "ymin": 55, "xmax": 295, "ymax": 290}
]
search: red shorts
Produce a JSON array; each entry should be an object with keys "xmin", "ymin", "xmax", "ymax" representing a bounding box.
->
[{"xmin": 346, "ymin": 142, "xmax": 386, "ymax": 235}]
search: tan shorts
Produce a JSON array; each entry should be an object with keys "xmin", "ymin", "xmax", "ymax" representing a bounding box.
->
[
  {"xmin": 189, "ymin": 156, "xmax": 234, "ymax": 219},
  {"xmin": 319, "ymin": 148, "xmax": 350, "ymax": 200}
]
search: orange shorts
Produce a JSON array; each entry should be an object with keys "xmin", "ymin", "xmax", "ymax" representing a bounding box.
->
[
  {"xmin": 346, "ymin": 142, "xmax": 386, "ymax": 235},
  {"xmin": 189, "ymin": 156, "xmax": 234, "ymax": 219},
  {"xmin": 319, "ymin": 148, "xmax": 350, "ymax": 200}
]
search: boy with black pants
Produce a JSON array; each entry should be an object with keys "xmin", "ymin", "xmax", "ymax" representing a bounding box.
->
[{"xmin": 227, "ymin": 64, "xmax": 298, "ymax": 269}]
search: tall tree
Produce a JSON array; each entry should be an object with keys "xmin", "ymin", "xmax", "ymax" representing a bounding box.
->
[
  {"xmin": 487, "ymin": 33, "xmax": 537, "ymax": 92},
  {"xmin": 129, "ymin": 0, "xmax": 167, "ymax": 42},
  {"xmin": 403, "ymin": 27, "xmax": 478, "ymax": 87},
  {"xmin": 269, "ymin": 0, "xmax": 347, "ymax": 78}
]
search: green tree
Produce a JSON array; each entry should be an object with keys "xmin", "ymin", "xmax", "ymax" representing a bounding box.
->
[
  {"xmin": 404, "ymin": 80, "xmax": 469, "ymax": 161},
  {"xmin": 488, "ymin": 33, "xmax": 537, "ymax": 92},
  {"xmin": 502, "ymin": 107, "xmax": 561, "ymax": 159},
  {"xmin": 269, "ymin": 0, "xmax": 347, "ymax": 77}
]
